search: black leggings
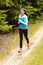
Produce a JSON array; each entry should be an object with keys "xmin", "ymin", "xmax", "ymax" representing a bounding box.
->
[{"xmin": 19, "ymin": 29, "xmax": 29, "ymax": 48}]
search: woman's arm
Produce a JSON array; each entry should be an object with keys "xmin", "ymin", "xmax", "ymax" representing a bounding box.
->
[{"xmin": 19, "ymin": 16, "xmax": 28, "ymax": 26}]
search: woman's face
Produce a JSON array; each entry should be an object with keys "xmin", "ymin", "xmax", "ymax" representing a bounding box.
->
[{"xmin": 20, "ymin": 9, "xmax": 25, "ymax": 15}]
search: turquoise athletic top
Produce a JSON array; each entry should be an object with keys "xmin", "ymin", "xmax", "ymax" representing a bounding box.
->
[{"xmin": 18, "ymin": 14, "xmax": 28, "ymax": 29}]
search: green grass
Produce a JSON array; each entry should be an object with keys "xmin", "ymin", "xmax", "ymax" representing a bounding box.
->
[
  {"xmin": 29, "ymin": 22, "xmax": 43, "ymax": 38},
  {"xmin": 0, "ymin": 22, "xmax": 43, "ymax": 60},
  {"xmin": 21, "ymin": 38, "xmax": 43, "ymax": 65}
]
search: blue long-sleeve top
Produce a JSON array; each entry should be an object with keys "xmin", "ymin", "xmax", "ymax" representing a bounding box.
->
[{"xmin": 18, "ymin": 14, "xmax": 28, "ymax": 29}]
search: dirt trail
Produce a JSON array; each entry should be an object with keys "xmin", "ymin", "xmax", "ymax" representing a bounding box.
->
[{"xmin": 0, "ymin": 26, "xmax": 43, "ymax": 65}]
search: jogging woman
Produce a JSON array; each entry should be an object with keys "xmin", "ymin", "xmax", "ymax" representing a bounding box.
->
[{"xmin": 18, "ymin": 8, "xmax": 30, "ymax": 53}]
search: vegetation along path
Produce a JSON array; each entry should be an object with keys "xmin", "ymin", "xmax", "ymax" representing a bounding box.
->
[{"xmin": 0, "ymin": 25, "xmax": 43, "ymax": 65}]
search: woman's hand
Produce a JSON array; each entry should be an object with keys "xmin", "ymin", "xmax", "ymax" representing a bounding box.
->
[{"xmin": 18, "ymin": 21, "xmax": 20, "ymax": 24}]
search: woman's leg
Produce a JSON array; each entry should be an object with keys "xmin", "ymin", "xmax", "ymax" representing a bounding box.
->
[
  {"xmin": 19, "ymin": 29, "xmax": 23, "ymax": 48},
  {"xmin": 24, "ymin": 29, "xmax": 29, "ymax": 43},
  {"xmin": 24, "ymin": 29, "xmax": 30, "ymax": 49},
  {"xmin": 18, "ymin": 29, "xmax": 23, "ymax": 53}
]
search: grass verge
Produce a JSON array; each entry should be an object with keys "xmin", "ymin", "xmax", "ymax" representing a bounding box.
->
[
  {"xmin": 0, "ymin": 22, "xmax": 43, "ymax": 60},
  {"xmin": 21, "ymin": 37, "xmax": 43, "ymax": 65}
]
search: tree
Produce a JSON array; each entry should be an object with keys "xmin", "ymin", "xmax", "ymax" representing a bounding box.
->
[{"xmin": 0, "ymin": 0, "xmax": 43, "ymax": 32}]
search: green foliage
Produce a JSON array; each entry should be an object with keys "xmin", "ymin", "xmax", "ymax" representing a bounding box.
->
[
  {"xmin": 0, "ymin": 0, "xmax": 43, "ymax": 32},
  {"xmin": 0, "ymin": 25, "xmax": 12, "ymax": 31},
  {"xmin": 0, "ymin": 10, "xmax": 12, "ymax": 32}
]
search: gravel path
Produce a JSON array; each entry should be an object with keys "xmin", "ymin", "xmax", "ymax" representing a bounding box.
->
[{"xmin": 0, "ymin": 26, "xmax": 43, "ymax": 65}]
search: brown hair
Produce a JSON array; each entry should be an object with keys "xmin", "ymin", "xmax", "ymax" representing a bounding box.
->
[{"xmin": 20, "ymin": 8, "xmax": 28, "ymax": 16}]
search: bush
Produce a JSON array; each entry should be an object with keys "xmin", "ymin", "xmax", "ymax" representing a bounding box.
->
[{"xmin": 0, "ymin": 0, "xmax": 43, "ymax": 32}]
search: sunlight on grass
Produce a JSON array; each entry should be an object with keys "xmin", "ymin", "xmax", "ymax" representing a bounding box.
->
[
  {"xmin": 29, "ymin": 22, "xmax": 43, "ymax": 38},
  {"xmin": 0, "ymin": 22, "xmax": 43, "ymax": 60},
  {"xmin": 21, "ymin": 38, "xmax": 43, "ymax": 65}
]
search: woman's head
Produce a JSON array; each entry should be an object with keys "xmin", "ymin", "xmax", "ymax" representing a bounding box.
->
[{"xmin": 20, "ymin": 8, "xmax": 28, "ymax": 16}]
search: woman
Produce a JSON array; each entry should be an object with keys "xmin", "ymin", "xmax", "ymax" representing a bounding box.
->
[{"xmin": 18, "ymin": 8, "xmax": 30, "ymax": 53}]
